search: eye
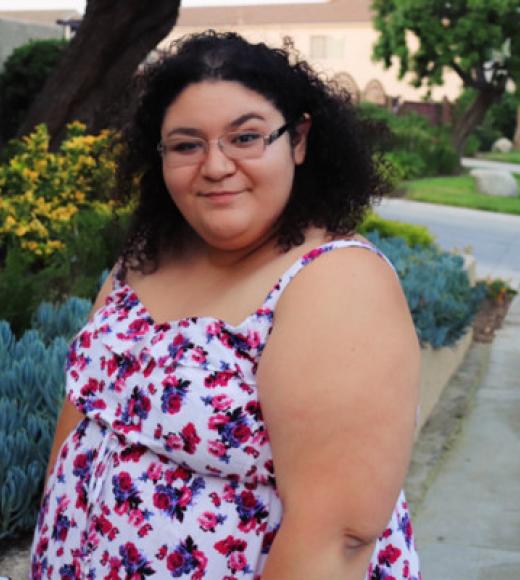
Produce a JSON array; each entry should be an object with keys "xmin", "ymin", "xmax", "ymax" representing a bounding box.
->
[
  {"xmin": 167, "ymin": 139, "xmax": 204, "ymax": 155},
  {"xmin": 229, "ymin": 131, "xmax": 263, "ymax": 148}
]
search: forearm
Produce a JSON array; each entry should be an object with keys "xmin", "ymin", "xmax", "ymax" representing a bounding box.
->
[
  {"xmin": 261, "ymin": 519, "xmax": 375, "ymax": 580},
  {"xmin": 45, "ymin": 398, "xmax": 84, "ymax": 484}
]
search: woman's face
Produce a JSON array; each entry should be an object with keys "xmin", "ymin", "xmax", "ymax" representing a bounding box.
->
[{"xmin": 159, "ymin": 80, "xmax": 309, "ymax": 251}]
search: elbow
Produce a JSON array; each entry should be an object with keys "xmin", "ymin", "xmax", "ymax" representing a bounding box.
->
[
  {"xmin": 340, "ymin": 525, "xmax": 383, "ymax": 570},
  {"xmin": 342, "ymin": 526, "xmax": 380, "ymax": 551}
]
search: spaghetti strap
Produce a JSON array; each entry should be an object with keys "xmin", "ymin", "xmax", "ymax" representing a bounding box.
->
[{"xmin": 262, "ymin": 239, "xmax": 396, "ymax": 312}]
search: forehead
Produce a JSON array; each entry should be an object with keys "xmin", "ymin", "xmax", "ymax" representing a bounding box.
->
[{"xmin": 161, "ymin": 80, "xmax": 282, "ymax": 130}]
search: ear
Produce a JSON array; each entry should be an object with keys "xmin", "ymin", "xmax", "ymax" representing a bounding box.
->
[{"xmin": 292, "ymin": 114, "xmax": 312, "ymax": 166}]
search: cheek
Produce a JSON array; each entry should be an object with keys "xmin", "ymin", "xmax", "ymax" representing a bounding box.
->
[
  {"xmin": 162, "ymin": 167, "xmax": 193, "ymax": 203},
  {"xmin": 261, "ymin": 160, "xmax": 295, "ymax": 203}
]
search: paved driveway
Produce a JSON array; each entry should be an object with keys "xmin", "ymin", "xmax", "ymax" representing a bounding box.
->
[
  {"xmin": 375, "ymin": 198, "xmax": 520, "ymax": 289},
  {"xmin": 461, "ymin": 157, "xmax": 520, "ymax": 174}
]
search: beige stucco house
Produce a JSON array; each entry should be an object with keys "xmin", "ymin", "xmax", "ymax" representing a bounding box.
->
[
  {"xmin": 165, "ymin": 0, "xmax": 462, "ymax": 104},
  {"xmin": 0, "ymin": 2, "xmax": 461, "ymax": 105}
]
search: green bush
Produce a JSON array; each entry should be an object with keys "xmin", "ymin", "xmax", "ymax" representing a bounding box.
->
[
  {"xmin": 360, "ymin": 213, "xmax": 435, "ymax": 247},
  {"xmin": 367, "ymin": 231, "xmax": 486, "ymax": 348},
  {"xmin": 0, "ymin": 122, "xmax": 129, "ymax": 335},
  {"xmin": 0, "ymin": 39, "xmax": 68, "ymax": 144},
  {"xmin": 385, "ymin": 150, "xmax": 427, "ymax": 180},
  {"xmin": 360, "ymin": 103, "xmax": 459, "ymax": 180},
  {"xmin": 0, "ymin": 123, "xmax": 124, "ymax": 259},
  {"xmin": 372, "ymin": 152, "xmax": 406, "ymax": 193},
  {"xmin": 0, "ymin": 207, "xmax": 126, "ymax": 336},
  {"xmin": 475, "ymin": 278, "xmax": 518, "ymax": 303},
  {"xmin": 463, "ymin": 134, "xmax": 481, "ymax": 157}
]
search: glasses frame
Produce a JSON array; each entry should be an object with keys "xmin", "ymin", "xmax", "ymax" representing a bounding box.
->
[{"xmin": 156, "ymin": 119, "xmax": 298, "ymax": 167}]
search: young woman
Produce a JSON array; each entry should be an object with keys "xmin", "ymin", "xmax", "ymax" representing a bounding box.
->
[{"xmin": 31, "ymin": 31, "xmax": 421, "ymax": 579}]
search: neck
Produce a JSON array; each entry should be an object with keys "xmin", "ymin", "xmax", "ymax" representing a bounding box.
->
[{"xmin": 176, "ymin": 228, "xmax": 281, "ymax": 271}]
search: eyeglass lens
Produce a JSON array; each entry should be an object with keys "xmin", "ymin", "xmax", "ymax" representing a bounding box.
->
[{"xmin": 159, "ymin": 121, "xmax": 293, "ymax": 168}]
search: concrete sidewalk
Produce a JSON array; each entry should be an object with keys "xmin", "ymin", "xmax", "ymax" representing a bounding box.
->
[
  {"xmin": 376, "ymin": 199, "xmax": 520, "ymax": 290},
  {"xmin": 413, "ymin": 296, "xmax": 520, "ymax": 578},
  {"xmin": 462, "ymin": 157, "xmax": 520, "ymax": 174}
]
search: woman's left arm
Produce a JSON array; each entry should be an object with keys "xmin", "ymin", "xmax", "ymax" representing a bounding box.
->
[{"xmin": 257, "ymin": 248, "xmax": 420, "ymax": 579}]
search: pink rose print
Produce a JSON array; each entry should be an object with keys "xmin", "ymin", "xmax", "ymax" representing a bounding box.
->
[
  {"xmin": 198, "ymin": 511, "xmax": 227, "ymax": 532},
  {"xmin": 228, "ymin": 550, "xmax": 250, "ymax": 573},
  {"xmin": 214, "ymin": 534, "xmax": 247, "ymax": 557},
  {"xmin": 31, "ymin": 240, "xmax": 419, "ymax": 579},
  {"xmin": 161, "ymin": 376, "xmax": 190, "ymax": 414},
  {"xmin": 181, "ymin": 422, "xmax": 201, "ymax": 454},
  {"xmin": 378, "ymin": 544, "xmax": 402, "ymax": 566},
  {"xmin": 166, "ymin": 536, "xmax": 207, "ymax": 578}
]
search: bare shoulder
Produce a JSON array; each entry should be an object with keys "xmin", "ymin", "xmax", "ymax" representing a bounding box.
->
[
  {"xmin": 259, "ymin": 241, "xmax": 420, "ymax": 398},
  {"xmin": 276, "ymin": 241, "xmax": 406, "ymax": 326}
]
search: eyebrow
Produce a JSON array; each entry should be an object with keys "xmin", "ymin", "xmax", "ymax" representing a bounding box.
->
[{"xmin": 164, "ymin": 112, "xmax": 267, "ymax": 139}]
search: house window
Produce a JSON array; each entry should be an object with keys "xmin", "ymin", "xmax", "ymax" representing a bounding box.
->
[
  {"xmin": 310, "ymin": 35, "xmax": 344, "ymax": 60},
  {"xmin": 310, "ymin": 35, "xmax": 328, "ymax": 59}
]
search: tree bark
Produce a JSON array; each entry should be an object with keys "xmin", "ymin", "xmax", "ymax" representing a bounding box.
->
[
  {"xmin": 452, "ymin": 87, "xmax": 502, "ymax": 157},
  {"xmin": 18, "ymin": 0, "xmax": 181, "ymax": 147}
]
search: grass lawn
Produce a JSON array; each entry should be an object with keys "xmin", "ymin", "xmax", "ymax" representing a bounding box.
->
[
  {"xmin": 403, "ymin": 174, "xmax": 520, "ymax": 215},
  {"xmin": 476, "ymin": 150, "xmax": 520, "ymax": 164}
]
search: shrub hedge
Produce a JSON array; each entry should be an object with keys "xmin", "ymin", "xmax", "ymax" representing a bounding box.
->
[
  {"xmin": 366, "ymin": 231, "xmax": 485, "ymax": 348},
  {"xmin": 360, "ymin": 103, "xmax": 460, "ymax": 180},
  {"xmin": 360, "ymin": 212, "xmax": 435, "ymax": 247},
  {"xmin": 0, "ymin": 38, "xmax": 68, "ymax": 144}
]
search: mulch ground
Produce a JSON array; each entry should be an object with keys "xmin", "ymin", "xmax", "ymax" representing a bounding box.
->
[{"xmin": 472, "ymin": 294, "xmax": 515, "ymax": 343}]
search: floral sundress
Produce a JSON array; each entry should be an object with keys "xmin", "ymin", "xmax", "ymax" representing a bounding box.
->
[{"xmin": 30, "ymin": 240, "xmax": 421, "ymax": 579}]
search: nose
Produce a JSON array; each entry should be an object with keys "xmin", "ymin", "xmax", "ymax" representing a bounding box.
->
[{"xmin": 199, "ymin": 141, "xmax": 236, "ymax": 180}]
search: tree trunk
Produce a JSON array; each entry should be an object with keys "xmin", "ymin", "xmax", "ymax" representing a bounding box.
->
[
  {"xmin": 452, "ymin": 87, "xmax": 502, "ymax": 157},
  {"xmin": 18, "ymin": 0, "xmax": 181, "ymax": 147}
]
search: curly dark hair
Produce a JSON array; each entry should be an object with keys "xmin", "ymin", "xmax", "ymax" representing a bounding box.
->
[{"xmin": 116, "ymin": 30, "xmax": 388, "ymax": 272}]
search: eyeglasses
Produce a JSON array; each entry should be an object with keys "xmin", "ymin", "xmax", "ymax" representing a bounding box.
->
[{"xmin": 157, "ymin": 121, "xmax": 295, "ymax": 168}]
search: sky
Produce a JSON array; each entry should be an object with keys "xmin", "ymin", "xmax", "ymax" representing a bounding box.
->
[{"xmin": 0, "ymin": 0, "xmax": 325, "ymax": 11}]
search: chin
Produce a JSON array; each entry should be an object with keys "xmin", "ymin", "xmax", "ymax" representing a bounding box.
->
[
  {"xmin": 205, "ymin": 235, "xmax": 255, "ymax": 251},
  {"xmin": 200, "ymin": 225, "xmax": 269, "ymax": 251}
]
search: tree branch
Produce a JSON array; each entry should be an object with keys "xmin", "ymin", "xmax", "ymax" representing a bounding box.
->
[{"xmin": 450, "ymin": 60, "xmax": 474, "ymax": 87}]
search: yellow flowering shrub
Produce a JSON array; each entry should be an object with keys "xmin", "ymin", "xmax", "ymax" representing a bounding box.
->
[{"xmin": 0, "ymin": 122, "xmax": 122, "ymax": 258}]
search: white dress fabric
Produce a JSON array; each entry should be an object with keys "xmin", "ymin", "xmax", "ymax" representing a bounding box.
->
[{"xmin": 30, "ymin": 240, "xmax": 421, "ymax": 579}]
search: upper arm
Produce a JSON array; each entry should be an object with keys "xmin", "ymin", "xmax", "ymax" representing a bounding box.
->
[{"xmin": 256, "ymin": 248, "xmax": 420, "ymax": 541}]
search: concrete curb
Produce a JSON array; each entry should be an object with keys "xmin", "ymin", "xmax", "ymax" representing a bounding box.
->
[
  {"xmin": 417, "ymin": 329, "xmax": 474, "ymax": 435},
  {"xmin": 406, "ymin": 341, "xmax": 491, "ymax": 518}
]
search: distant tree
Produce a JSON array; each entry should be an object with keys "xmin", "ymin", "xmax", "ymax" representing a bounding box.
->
[
  {"xmin": 0, "ymin": 39, "xmax": 68, "ymax": 145},
  {"xmin": 18, "ymin": 0, "xmax": 181, "ymax": 147},
  {"xmin": 371, "ymin": 0, "xmax": 520, "ymax": 156},
  {"xmin": 454, "ymin": 88, "xmax": 519, "ymax": 152}
]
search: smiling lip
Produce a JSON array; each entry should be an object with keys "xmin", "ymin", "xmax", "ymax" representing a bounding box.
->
[{"xmin": 201, "ymin": 191, "xmax": 241, "ymax": 198}]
